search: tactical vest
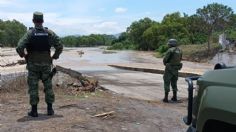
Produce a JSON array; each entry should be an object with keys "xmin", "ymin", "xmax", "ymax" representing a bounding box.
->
[
  {"xmin": 168, "ymin": 47, "xmax": 182, "ymax": 65},
  {"xmin": 26, "ymin": 27, "xmax": 52, "ymax": 64},
  {"xmin": 27, "ymin": 27, "xmax": 50, "ymax": 52}
]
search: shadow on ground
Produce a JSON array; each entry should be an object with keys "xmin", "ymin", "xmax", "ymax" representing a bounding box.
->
[{"xmin": 17, "ymin": 114, "xmax": 63, "ymax": 122}]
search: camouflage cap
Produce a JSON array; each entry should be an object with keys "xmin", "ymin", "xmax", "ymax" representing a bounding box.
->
[{"xmin": 33, "ymin": 11, "xmax": 44, "ymax": 22}]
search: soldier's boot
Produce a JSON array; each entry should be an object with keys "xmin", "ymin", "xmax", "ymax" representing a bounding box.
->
[
  {"xmin": 47, "ymin": 103, "xmax": 54, "ymax": 116},
  {"xmin": 171, "ymin": 91, "xmax": 177, "ymax": 101},
  {"xmin": 28, "ymin": 105, "xmax": 38, "ymax": 117},
  {"xmin": 162, "ymin": 92, "xmax": 169, "ymax": 103}
]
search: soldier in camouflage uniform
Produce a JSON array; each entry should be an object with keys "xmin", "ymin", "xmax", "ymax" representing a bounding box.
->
[
  {"xmin": 163, "ymin": 39, "xmax": 182, "ymax": 103},
  {"xmin": 16, "ymin": 12, "xmax": 63, "ymax": 117}
]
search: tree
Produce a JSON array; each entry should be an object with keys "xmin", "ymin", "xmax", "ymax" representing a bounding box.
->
[
  {"xmin": 61, "ymin": 34, "xmax": 116, "ymax": 47},
  {"xmin": 224, "ymin": 14, "xmax": 236, "ymax": 42},
  {"xmin": 185, "ymin": 15, "xmax": 208, "ymax": 44},
  {"xmin": 0, "ymin": 19, "xmax": 26, "ymax": 47},
  {"xmin": 127, "ymin": 17, "xmax": 155, "ymax": 50},
  {"xmin": 196, "ymin": 3, "xmax": 233, "ymax": 51},
  {"xmin": 142, "ymin": 24, "xmax": 161, "ymax": 50}
]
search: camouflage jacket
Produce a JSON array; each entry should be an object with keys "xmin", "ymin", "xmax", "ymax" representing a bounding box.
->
[
  {"xmin": 163, "ymin": 47, "xmax": 182, "ymax": 66},
  {"xmin": 16, "ymin": 25, "xmax": 63, "ymax": 65}
]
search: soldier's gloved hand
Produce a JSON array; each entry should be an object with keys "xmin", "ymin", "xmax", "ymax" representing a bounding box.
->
[{"xmin": 52, "ymin": 54, "xmax": 59, "ymax": 60}]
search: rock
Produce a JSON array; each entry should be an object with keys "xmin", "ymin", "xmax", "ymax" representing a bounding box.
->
[
  {"xmin": 121, "ymin": 127, "xmax": 128, "ymax": 131},
  {"xmin": 72, "ymin": 82, "xmax": 82, "ymax": 87}
]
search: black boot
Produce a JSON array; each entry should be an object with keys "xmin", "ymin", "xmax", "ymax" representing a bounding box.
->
[
  {"xmin": 171, "ymin": 91, "xmax": 177, "ymax": 101},
  {"xmin": 47, "ymin": 103, "xmax": 54, "ymax": 116},
  {"xmin": 28, "ymin": 105, "xmax": 38, "ymax": 117},
  {"xmin": 163, "ymin": 92, "xmax": 169, "ymax": 103}
]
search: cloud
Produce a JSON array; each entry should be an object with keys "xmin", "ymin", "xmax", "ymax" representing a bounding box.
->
[
  {"xmin": 0, "ymin": 0, "xmax": 14, "ymax": 5},
  {"xmin": 0, "ymin": 12, "xmax": 32, "ymax": 24},
  {"xmin": 0, "ymin": 10, "xmax": 125, "ymax": 36},
  {"xmin": 51, "ymin": 20, "xmax": 124, "ymax": 36},
  {"xmin": 115, "ymin": 7, "xmax": 127, "ymax": 13},
  {"xmin": 92, "ymin": 21, "xmax": 123, "ymax": 34}
]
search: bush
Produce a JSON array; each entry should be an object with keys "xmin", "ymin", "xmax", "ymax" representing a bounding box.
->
[
  {"xmin": 107, "ymin": 40, "xmax": 136, "ymax": 50},
  {"xmin": 107, "ymin": 42, "xmax": 124, "ymax": 50},
  {"xmin": 158, "ymin": 45, "xmax": 169, "ymax": 54}
]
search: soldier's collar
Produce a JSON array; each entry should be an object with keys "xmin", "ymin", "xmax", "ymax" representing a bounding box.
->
[{"xmin": 35, "ymin": 25, "xmax": 44, "ymax": 30}]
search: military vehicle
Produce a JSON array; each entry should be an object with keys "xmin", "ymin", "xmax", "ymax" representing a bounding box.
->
[{"xmin": 184, "ymin": 63, "xmax": 236, "ymax": 132}]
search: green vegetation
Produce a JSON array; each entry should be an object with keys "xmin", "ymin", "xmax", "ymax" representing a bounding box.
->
[
  {"xmin": 0, "ymin": 2, "xmax": 235, "ymax": 63},
  {"xmin": 109, "ymin": 3, "xmax": 236, "ymax": 56},
  {"xmin": 196, "ymin": 3, "xmax": 234, "ymax": 51},
  {"xmin": 155, "ymin": 43, "xmax": 221, "ymax": 62},
  {"xmin": 0, "ymin": 19, "xmax": 27, "ymax": 47},
  {"xmin": 180, "ymin": 43, "xmax": 221, "ymax": 62},
  {"xmin": 60, "ymin": 34, "xmax": 116, "ymax": 47}
]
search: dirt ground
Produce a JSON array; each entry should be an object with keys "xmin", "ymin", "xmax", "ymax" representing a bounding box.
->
[{"xmin": 0, "ymin": 74, "xmax": 188, "ymax": 132}]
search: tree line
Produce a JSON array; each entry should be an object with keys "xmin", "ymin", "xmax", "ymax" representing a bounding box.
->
[
  {"xmin": 1, "ymin": 3, "xmax": 235, "ymax": 51},
  {"xmin": 109, "ymin": 3, "xmax": 236, "ymax": 52},
  {"xmin": 0, "ymin": 19, "xmax": 27, "ymax": 47},
  {"xmin": 60, "ymin": 34, "xmax": 115, "ymax": 47},
  {"xmin": 0, "ymin": 19, "xmax": 115, "ymax": 47}
]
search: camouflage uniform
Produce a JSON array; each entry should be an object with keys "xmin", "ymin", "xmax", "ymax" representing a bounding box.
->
[
  {"xmin": 163, "ymin": 39, "xmax": 182, "ymax": 102},
  {"xmin": 16, "ymin": 12, "xmax": 63, "ymax": 116}
]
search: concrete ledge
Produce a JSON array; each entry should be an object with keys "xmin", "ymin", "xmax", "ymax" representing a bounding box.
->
[{"xmin": 109, "ymin": 64, "xmax": 201, "ymax": 77}]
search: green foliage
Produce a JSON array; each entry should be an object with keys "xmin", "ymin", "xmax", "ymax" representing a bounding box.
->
[
  {"xmin": 158, "ymin": 45, "xmax": 168, "ymax": 54},
  {"xmin": 196, "ymin": 3, "xmax": 234, "ymax": 50},
  {"xmin": 225, "ymin": 14, "xmax": 236, "ymax": 41},
  {"xmin": 0, "ymin": 19, "xmax": 27, "ymax": 47},
  {"xmin": 61, "ymin": 34, "xmax": 115, "ymax": 47},
  {"xmin": 108, "ymin": 40, "xmax": 135, "ymax": 50},
  {"xmin": 111, "ymin": 3, "xmax": 235, "ymax": 52},
  {"xmin": 1, "ymin": 2, "xmax": 234, "ymax": 53},
  {"xmin": 127, "ymin": 17, "xmax": 156, "ymax": 50}
]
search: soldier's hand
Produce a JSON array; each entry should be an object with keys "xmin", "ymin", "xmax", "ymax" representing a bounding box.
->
[
  {"xmin": 52, "ymin": 54, "xmax": 59, "ymax": 60},
  {"xmin": 20, "ymin": 53, "xmax": 27, "ymax": 58}
]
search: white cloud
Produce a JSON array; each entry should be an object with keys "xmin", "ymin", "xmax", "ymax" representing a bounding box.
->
[
  {"xmin": 92, "ymin": 21, "xmax": 123, "ymax": 34},
  {"xmin": 0, "ymin": 10, "xmax": 125, "ymax": 36},
  {"xmin": 115, "ymin": 7, "xmax": 127, "ymax": 14},
  {"xmin": 0, "ymin": 0, "xmax": 14, "ymax": 5},
  {"xmin": 0, "ymin": 12, "xmax": 32, "ymax": 24},
  {"xmin": 51, "ymin": 20, "xmax": 124, "ymax": 36}
]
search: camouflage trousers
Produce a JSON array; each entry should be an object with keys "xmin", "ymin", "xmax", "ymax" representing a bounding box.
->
[
  {"xmin": 27, "ymin": 63, "xmax": 54, "ymax": 105},
  {"xmin": 163, "ymin": 65, "xmax": 179, "ymax": 93}
]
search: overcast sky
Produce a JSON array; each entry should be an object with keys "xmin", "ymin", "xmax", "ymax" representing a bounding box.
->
[{"xmin": 0, "ymin": 0, "xmax": 235, "ymax": 36}]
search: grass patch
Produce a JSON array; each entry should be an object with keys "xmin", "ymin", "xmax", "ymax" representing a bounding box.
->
[
  {"xmin": 180, "ymin": 43, "xmax": 221, "ymax": 62},
  {"xmin": 155, "ymin": 43, "xmax": 221, "ymax": 62},
  {"xmin": 154, "ymin": 52, "xmax": 163, "ymax": 58}
]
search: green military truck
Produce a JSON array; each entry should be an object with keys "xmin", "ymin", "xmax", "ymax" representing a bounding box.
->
[{"xmin": 184, "ymin": 63, "xmax": 236, "ymax": 132}]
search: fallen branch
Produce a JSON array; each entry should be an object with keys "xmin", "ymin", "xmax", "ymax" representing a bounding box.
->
[{"xmin": 92, "ymin": 111, "xmax": 115, "ymax": 118}]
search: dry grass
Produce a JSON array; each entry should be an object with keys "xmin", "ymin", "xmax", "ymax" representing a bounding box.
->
[
  {"xmin": 180, "ymin": 43, "xmax": 221, "ymax": 62},
  {"xmin": 0, "ymin": 73, "xmax": 28, "ymax": 93}
]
